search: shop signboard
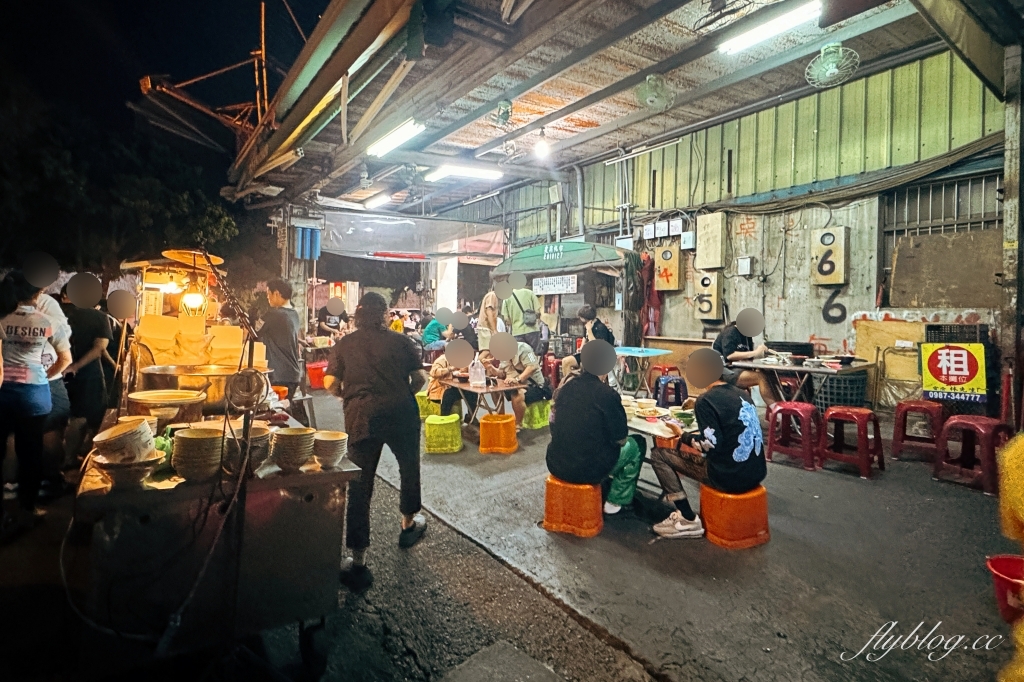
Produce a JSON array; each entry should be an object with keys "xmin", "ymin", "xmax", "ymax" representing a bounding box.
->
[
  {"xmin": 921, "ymin": 343, "xmax": 987, "ymax": 402},
  {"xmin": 533, "ymin": 274, "xmax": 577, "ymax": 295}
]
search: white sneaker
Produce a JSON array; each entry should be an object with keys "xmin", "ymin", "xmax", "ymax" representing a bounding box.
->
[
  {"xmin": 652, "ymin": 510, "xmax": 704, "ymax": 538},
  {"xmin": 603, "ymin": 501, "xmax": 621, "ymax": 515}
]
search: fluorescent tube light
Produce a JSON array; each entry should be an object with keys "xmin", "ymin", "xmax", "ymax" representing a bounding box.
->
[
  {"xmin": 424, "ymin": 165, "xmax": 504, "ymax": 182},
  {"xmin": 718, "ymin": 1, "xmax": 821, "ymax": 55},
  {"xmin": 363, "ymin": 193, "xmax": 392, "ymax": 210},
  {"xmin": 366, "ymin": 119, "xmax": 425, "ymax": 158}
]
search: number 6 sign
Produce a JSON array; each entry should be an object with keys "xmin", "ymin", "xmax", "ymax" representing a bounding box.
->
[{"xmin": 810, "ymin": 226, "xmax": 849, "ymax": 286}]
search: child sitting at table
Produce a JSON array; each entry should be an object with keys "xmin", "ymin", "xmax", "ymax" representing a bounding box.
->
[{"xmin": 649, "ymin": 366, "xmax": 767, "ymax": 539}]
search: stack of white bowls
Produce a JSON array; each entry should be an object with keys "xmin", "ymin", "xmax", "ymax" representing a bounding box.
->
[
  {"xmin": 272, "ymin": 427, "xmax": 316, "ymax": 473},
  {"xmin": 172, "ymin": 428, "xmax": 225, "ymax": 481},
  {"xmin": 313, "ymin": 431, "xmax": 348, "ymax": 470},
  {"xmin": 620, "ymin": 396, "xmax": 637, "ymax": 421},
  {"xmin": 117, "ymin": 415, "xmax": 159, "ymax": 436},
  {"xmin": 224, "ymin": 425, "xmax": 273, "ymax": 475}
]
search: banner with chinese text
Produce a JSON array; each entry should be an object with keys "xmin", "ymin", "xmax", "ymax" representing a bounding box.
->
[{"xmin": 921, "ymin": 343, "xmax": 987, "ymax": 402}]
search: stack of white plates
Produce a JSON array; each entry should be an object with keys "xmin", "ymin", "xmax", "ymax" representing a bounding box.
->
[
  {"xmin": 272, "ymin": 427, "xmax": 315, "ymax": 473},
  {"xmin": 172, "ymin": 428, "xmax": 225, "ymax": 481},
  {"xmin": 621, "ymin": 396, "xmax": 637, "ymax": 420},
  {"xmin": 313, "ymin": 431, "xmax": 348, "ymax": 469}
]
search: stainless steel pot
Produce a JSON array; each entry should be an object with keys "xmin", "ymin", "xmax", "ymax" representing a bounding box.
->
[{"xmin": 139, "ymin": 365, "xmax": 273, "ymax": 414}]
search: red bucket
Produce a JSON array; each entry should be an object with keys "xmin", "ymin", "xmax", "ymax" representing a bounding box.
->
[
  {"xmin": 986, "ymin": 555, "xmax": 1024, "ymax": 624},
  {"xmin": 306, "ymin": 361, "xmax": 328, "ymax": 390}
]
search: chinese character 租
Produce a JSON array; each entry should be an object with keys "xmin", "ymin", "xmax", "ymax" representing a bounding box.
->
[{"xmin": 937, "ymin": 348, "xmax": 970, "ymax": 377}]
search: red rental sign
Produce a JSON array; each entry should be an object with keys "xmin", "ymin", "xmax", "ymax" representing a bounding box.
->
[{"xmin": 926, "ymin": 344, "xmax": 980, "ymax": 386}]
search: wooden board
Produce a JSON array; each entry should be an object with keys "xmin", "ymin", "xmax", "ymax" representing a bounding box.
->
[{"xmin": 890, "ymin": 229, "xmax": 1002, "ymax": 308}]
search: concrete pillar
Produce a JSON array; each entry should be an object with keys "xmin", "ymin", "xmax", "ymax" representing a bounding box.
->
[{"xmin": 1002, "ymin": 45, "xmax": 1023, "ymax": 413}]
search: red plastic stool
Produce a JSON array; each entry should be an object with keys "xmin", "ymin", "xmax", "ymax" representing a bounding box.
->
[
  {"xmin": 892, "ymin": 399, "xmax": 946, "ymax": 461},
  {"xmin": 766, "ymin": 402, "xmax": 821, "ymax": 471},
  {"xmin": 542, "ymin": 475, "xmax": 603, "ymax": 538},
  {"xmin": 819, "ymin": 406, "xmax": 884, "ymax": 479},
  {"xmin": 542, "ymin": 353, "xmax": 561, "ymax": 391},
  {"xmin": 934, "ymin": 415, "xmax": 1013, "ymax": 495}
]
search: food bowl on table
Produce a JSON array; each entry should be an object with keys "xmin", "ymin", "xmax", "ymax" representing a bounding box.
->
[
  {"xmin": 93, "ymin": 419, "xmax": 156, "ymax": 463},
  {"xmin": 272, "ymin": 427, "xmax": 316, "ymax": 473},
  {"xmin": 117, "ymin": 415, "xmax": 159, "ymax": 435},
  {"xmin": 636, "ymin": 398, "xmax": 657, "ymax": 411},
  {"xmin": 94, "ymin": 450, "xmax": 164, "ymax": 489},
  {"xmin": 790, "ymin": 355, "xmax": 808, "ymax": 366},
  {"xmin": 835, "ymin": 355, "xmax": 858, "ymax": 366},
  {"xmin": 172, "ymin": 428, "xmax": 226, "ymax": 481},
  {"xmin": 804, "ymin": 358, "xmax": 824, "ymax": 368},
  {"xmin": 453, "ymin": 372, "xmax": 469, "ymax": 383},
  {"xmin": 314, "ymin": 430, "xmax": 349, "ymax": 469}
]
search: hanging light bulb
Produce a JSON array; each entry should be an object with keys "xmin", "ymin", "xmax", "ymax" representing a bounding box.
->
[
  {"xmin": 179, "ymin": 278, "xmax": 208, "ymax": 317},
  {"xmin": 534, "ymin": 128, "xmax": 550, "ymax": 159}
]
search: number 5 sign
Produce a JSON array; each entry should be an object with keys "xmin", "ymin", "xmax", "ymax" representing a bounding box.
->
[{"xmin": 810, "ymin": 226, "xmax": 849, "ymax": 286}]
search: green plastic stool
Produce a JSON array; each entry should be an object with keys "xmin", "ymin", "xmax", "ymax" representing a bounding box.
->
[
  {"xmin": 522, "ymin": 399, "xmax": 552, "ymax": 430},
  {"xmin": 425, "ymin": 414, "xmax": 463, "ymax": 453},
  {"xmin": 416, "ymin": 391, "xmax": 440, "ymax": 420}
]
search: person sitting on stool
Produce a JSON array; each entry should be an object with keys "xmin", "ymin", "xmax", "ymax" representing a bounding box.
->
[
  {"xmin": 650, "ymin": 348, "xmax": 767, "ymax": 539},
  {"xmin": 546, "ymin": 343, "xmax": 643, "ymax": 515},
  {"xmin": 560, "ymin": 304, "xmax": 616, "ymax": 386},
  {"xmin": 712, "ymin": 314, "xmax": 778, "ymax": 407}
]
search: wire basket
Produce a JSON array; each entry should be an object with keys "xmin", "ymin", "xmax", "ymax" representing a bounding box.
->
[{"xmin": 813, "ymin": 372, "xmax": 868, "ymax": 411}]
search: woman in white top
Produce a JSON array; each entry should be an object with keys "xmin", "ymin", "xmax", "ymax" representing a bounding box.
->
[
  {"xmin": 476, "ymin": 291, "xmax": 507, "ymax": 350},
  {"xmin": 0, "ymin": 271, "xmax": 72, "ymax": 520}
]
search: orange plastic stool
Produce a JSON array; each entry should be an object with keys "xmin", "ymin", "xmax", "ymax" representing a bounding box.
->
[
  {"xmin": 542, "ymin": 475, "xmax": 603, "ymax": 538},
  {"xmin": 479, "ymin": 414, "xmax": 518, "ymax": 454},
  {"xmin": 699, "ymin": 484, "xmax": 770, "ymax": 549}
]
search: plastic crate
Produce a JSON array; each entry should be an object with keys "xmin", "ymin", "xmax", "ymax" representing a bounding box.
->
[
  {"xmin": 925, "ymin": 324, "xmax": 989, "ymax": 343},
  {"xmin": 813, "ymin": 372, "xmax": 868, "ymax": 411}
]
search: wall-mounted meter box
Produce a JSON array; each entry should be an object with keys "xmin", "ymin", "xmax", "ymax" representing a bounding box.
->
[
  {"xmin": 680, "ymin": 231, "xmax": 696, "ymax": 250},
  {"xmin": 694, "ymin": 271, "xmax": 723, "ymax": 320},
  {"xmin": 655, "ymin": 244, "xmax": 681, "ymax": 291},
  {"xmin": 695, "ymin": 212, "xmax": 727, "ymax": 270},
  {"xmin": 737, "ymin": 256, "xmax": 755, "ymax": 277},
  {"xmin": 810, "ymin": 226, "xmax": 850, "ymax": 286}
]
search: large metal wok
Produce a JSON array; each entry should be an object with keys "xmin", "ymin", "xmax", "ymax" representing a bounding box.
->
[{"xmin": 139, "ymin": 365, "xmax": 273, "ymax": 414}]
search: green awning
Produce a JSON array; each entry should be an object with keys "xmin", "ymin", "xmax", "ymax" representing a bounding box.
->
[{"xmin": 490, "ymin": 242, "xmax": 627, "ymax": 278}]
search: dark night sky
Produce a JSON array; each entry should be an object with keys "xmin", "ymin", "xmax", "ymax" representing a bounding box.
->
[{"xmin": 0, "ymin": 0, "xmax": 325, "ymax": 133}]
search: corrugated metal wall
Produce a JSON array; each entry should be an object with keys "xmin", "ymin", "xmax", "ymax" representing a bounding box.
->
[{"xmin": 443, "ymin": 51, "xmax": 1004, "ymax": 243}]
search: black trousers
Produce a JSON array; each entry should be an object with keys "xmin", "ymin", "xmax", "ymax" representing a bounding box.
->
[
  {"xmin": 345, "ymin": 406, "xmax": 422, "ymax": 551},
  {"xmin": 0, "ymin": 413, "xmax": 46, "ymax": 511},
  {"xmin": 438, "ymin": 388, "xmax": 477, "ymax": 417}
]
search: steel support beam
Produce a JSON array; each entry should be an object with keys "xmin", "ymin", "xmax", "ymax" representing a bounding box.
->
[
  {"xmin": 548, "ymin": 2, "xmax": 918, "ymax": 156},
  {"xmin": 909, "ymin": 0, "xmax": 1005, "ymax": 99},
  {"xmin": 412, "ymin": 0, "xmax": 696, "ymax": 152},
  {"xmin": 471, "ymin": 0, "xmax": 815, "ymax": 157},
  {"xmin": 1001, "ymin": 44, "xmax": 1023, "ymax": 420},
  {"xmin": 957, "ymin": 0, "xmax": 1024, "ymax": 46},
  {"xmin": 387, "ymin": 150, "xmax": 570, "ymax": 182}
]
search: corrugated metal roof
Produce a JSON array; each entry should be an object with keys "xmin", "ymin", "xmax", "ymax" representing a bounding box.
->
[{"xmin": 249, "ymin": 0, "xmax": 946, "ymax": 213}]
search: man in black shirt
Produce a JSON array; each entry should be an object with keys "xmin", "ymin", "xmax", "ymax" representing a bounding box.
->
[
  {"xmin": 316, "ymin": 306, "xmax": 348, "ymax": 337},
  {"xmin": 546, "ymin": 368, "xmax": 643, "ymax": 515},
  {"xmin": 712, "ymin": 322, "xmax": 778, "ymax": 406},
  {"xmin": 650, "ymin": 371, "xmax": 767, "ymax": 539},
  {"xmin": 60, "ymin": 285, "xmax": 113, "ymax": 433},
  {"xmin": 561, "ymin": 304, "xmax": 616, "ymax": 379},
  {"xmin": 259, "ymin": 279, "xmax": 302, "ymax": 401},
  {"xmin": 325, "ymin": 292, "xmax": 429, "ymax": 590}
]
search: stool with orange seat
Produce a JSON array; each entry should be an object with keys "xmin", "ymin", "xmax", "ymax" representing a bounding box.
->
[
  {"xmin": 479, "ymin": 413, "xmax": 518, "ymax": 454},
  {"xmin": 699, "ymin": 484, "xmax": 770, "ymax": 549},
  {"xmin": 542, "ymin": 475, "xmax": 603, "ymax": 538}
]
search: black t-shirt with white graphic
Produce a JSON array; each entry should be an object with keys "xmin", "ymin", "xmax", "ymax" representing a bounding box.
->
[{"xmin": 689, "ymin": 383, "xmax": 766, "ymax": 494}]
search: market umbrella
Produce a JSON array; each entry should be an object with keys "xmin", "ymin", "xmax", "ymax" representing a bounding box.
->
[{"xmin": 490, "ymin": 242, "xmax": 627, "ymax": 278}]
